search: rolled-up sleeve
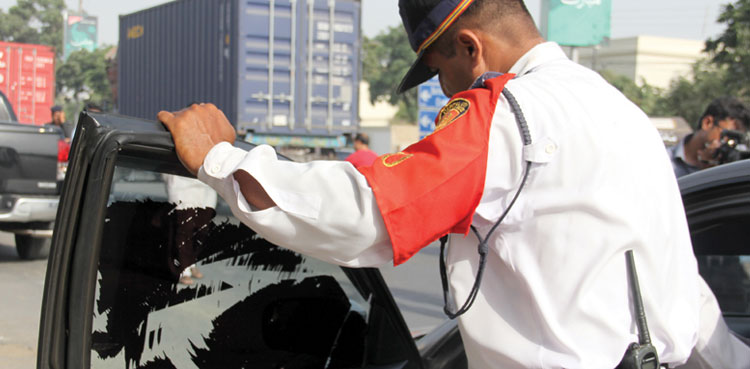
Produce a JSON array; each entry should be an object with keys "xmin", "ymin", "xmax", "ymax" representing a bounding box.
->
[{"xmin": 197, "ymin": 142, "xmax": 393, "ymax": 267}]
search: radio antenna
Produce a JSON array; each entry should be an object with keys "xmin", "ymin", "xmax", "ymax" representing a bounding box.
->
[{"xmin": 626, "ymin": 250, "xmax": 651, "ymax": 345}]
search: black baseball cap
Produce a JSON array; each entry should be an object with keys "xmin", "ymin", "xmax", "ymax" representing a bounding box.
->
[{"xmin": 397, "ymin": 0, "xmax": 476, "ymax": 94}]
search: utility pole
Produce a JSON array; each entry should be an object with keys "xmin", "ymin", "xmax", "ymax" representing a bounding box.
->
[{"xmin": 78, "ymin": 0, "xmax": 83, "ymax": 14}]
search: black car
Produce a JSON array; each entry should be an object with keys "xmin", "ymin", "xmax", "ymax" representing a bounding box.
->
[
  {"xmin": 36, "ymin": 112, "xmax": 464, "ymax": 369},
  {"xmin": 36, "ymin": 112, "xmax": 749, "ymax": 368},
  {"xmin": 679, "ymin": 161, "xmax": 750, "ymax": 339}
]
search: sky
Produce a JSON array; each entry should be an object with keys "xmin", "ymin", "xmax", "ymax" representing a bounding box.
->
[{"xmin": 0, "ymin": 0, "xmax": 734, "ymax": 45}]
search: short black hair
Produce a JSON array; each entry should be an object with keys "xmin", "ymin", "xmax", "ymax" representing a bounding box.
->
[
  {"xmin": 426, "ymin": 0, "xmax": 535, "ymax": 57},
  {"xmin": 699, "ymin": 97, "xmax": 750, "ymax": 130},
  {"xmin": 354, "ymin": 132, "xmax": 370, "ymax": 145},
  {"xmin": 51, "ymin": 105, "xmax": 63, "ymax": 113}
]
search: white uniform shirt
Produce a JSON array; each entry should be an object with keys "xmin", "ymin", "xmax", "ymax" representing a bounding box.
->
[{"xmin": 198, "ymin": 42, "xmax": 710, "ymax": 368}]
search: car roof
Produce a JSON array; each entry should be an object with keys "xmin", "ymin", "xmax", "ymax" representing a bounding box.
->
[{"xmin": 679, "ymin": 159, "xmax": 750, "ymax": 195}]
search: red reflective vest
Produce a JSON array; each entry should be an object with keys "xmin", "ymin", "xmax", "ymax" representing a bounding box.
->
[{"xmin": 358, "ymin": 74, "xmax": 514, "ymax": 265}]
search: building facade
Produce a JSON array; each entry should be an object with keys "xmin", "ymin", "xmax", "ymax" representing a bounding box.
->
[{"xmin": 577, "ymin": 35, "xmax": 706, "ymax": 89}]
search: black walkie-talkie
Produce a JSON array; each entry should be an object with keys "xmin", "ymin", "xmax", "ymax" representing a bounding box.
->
[{"xmin": 616, "ymin": 250, "xmax": 662, "ymax": 369}]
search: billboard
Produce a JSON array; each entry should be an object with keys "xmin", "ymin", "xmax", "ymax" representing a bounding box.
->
[
  {"xmin": 63, "ymin": 12, "xmax": 98, "ymax": 59},
  {"xmin": 541, "ymin": 0, "xmax": 611, "ymax": 46}
]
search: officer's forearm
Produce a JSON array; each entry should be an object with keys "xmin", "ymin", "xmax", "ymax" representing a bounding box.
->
[{"xmin": 233, "ymin": 170, "xmax": 277, "ymax": 210}]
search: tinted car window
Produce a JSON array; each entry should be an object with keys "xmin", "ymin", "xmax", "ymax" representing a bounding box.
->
[
  {"xmin": 691, "ymin": 218, "xmax": 750, "ymax": 315},
  {"xmin": 91, "ymin": 160, "xmax": 377, "ymax": 368},
  {"xmin": 684, "ymin": 181, "xmax": 750, "ymax": 316},
  {"xmin": 0, "ymin": 96, "xmax": 12, "ymax": 122}
]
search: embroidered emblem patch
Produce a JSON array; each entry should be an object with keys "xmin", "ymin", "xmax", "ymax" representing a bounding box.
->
[
  {"xmin": 381, "ymin": 152, "xmax": 414, "ymax": 168},
  {"xmin": 435, "ymin": 98, "xmax": 470, "ymax": 132}
]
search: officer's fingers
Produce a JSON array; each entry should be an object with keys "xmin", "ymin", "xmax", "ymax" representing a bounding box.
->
[
  {"xmin": 204, "ymin": 103, "xmax": 231, "ymax": 127},
  {"xmin": 214, "ymin": 108, "xmax": 237, "ymax": 142},
  {"xmin": 184, "ymin": 103, "xmax": 217, "ymax": 124},
  {"xmin": 194, "ymin": 104, "xmax": 233, "ymax": 136},
  {"xmin": 158, "ymin": 111, "xmax": 184, "ymax": 135},
  {"xmin": 157, "ymin": 110, "xmax": 176, "ymax": 127},
  {"xmin": 212, "ymin": 107, "xmax": 230, "ymax": 126}
]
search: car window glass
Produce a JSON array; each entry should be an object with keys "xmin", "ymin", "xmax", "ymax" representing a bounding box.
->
[
  {"xmin": 691, "ymin": 215, "xmax": 750, "ymax": 316},
  {"xmin": 90, "ymin": 161, "xmax": 376, "ymax": 369},
  {"xmin": 0, "ymin": 98, "xmax": 11, "ymax": 122}
]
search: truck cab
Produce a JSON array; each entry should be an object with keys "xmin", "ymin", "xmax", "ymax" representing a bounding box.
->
[{"xmin": 0, "ymin": 89, "xmax": 69, "ymax": 259}]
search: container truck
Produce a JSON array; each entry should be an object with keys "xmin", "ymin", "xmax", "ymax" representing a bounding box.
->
[
  {"xmin": 118, "ymin": 0, "xmax": 361, "ymax": 148},
  {"xmin": 0, "ymin": 41, "xmax": 56, "ymax": 126}
]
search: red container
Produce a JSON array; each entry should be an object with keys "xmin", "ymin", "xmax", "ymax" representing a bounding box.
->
[{"xmin": 0, "ymin": 42, "xmax": 55, "ymax": 125}]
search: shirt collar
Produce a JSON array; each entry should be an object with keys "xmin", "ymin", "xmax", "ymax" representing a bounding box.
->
[
  {"xmin": 469, "ymin": 42, "xmax": 568, "ymax": 89},
  {"xmin": 508, "ymin": 41, "xmax": 568, "ymax": 76}
]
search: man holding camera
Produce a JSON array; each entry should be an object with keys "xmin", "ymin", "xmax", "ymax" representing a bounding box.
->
[{"xmin": 669, "ymin": 97, "xmax": 750, "ymax": 177}]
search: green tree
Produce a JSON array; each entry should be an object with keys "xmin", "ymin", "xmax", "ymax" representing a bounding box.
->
[
  {"xmin": 599, "ymin": 0, "xmax": 750, "ymax": 125},
  {"xmin": 599, "ymin": 70, "xmax": 663, "ymax": 115},
  {"xmin": 705, "ymin": 0, "xmax": 750, "ymax": 96},
  {"xmin": 363, "ymin": 26, "xmax": 418, "ymax": 123},
  {"xmin": 0, "ymin": 0, "xmax": 65, "ymax": 56},
  {"xmin": 634, "ymin": 0, "xmax": 750, "ymax": 125},
  {"xmin": 55, "ymin": 46, "xmax": 113, "ymax": 117},
  {"xmin": 650, "ymin": 61, "xmax": 738, "ymax": 126}
]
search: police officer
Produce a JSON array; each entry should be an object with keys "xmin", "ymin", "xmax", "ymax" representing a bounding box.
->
[{"xmin": 160, "ymin": 0, "xmax": 750, "ymax": 367}]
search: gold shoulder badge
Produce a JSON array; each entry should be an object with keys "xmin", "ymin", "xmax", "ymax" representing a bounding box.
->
[
  {"xmin": 435, "ymin": 98, "xmax": 470, "ymax": 132},
  {"xmin": 381, "ymin": 152, "xmax": 414, "ymax": 168}
]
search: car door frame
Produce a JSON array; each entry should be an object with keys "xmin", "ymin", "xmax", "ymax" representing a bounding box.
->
[
  {"xmin": 36, "ymin": 112, "xmax": 430, "ymax": 369},
  {"xmin": 680, "ymin": 160, "xmax": 750, "ymax": 256}
]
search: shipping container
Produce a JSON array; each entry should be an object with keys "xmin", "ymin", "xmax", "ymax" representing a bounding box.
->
[
  {"xmin": 118, "ymin": 0, "xmax": 361, "ymax": 139},
  {"xmin": 0, "ymin": 42, "xmax": 56, "ymax": 125}
]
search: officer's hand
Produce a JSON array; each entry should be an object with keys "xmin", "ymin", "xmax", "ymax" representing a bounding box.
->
[{"xmin": 158, "ymin": 103, "xmax": 236, "ymax": 176}]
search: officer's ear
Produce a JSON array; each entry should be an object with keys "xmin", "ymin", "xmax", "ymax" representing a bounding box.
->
[{"xmin": 455, "ymin": 29, "xmax": 484, "ymax": 68}]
